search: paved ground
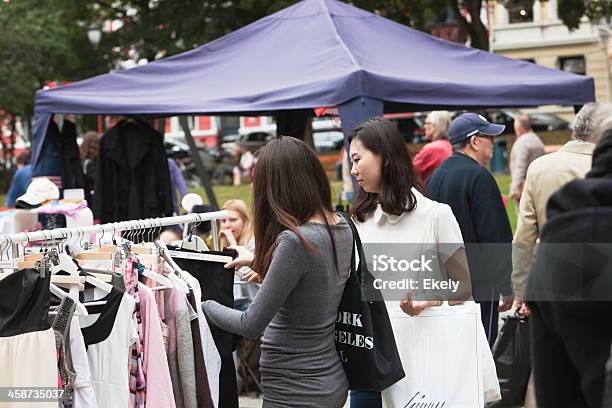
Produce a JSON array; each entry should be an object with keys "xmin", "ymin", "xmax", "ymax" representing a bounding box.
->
[
  {"xmin": 238, "ymin": 394, "xmax": 351, "ymax": 407},
  {"xmin": 237, "ymin": 394, "xmax": 263, "ymax": 408}
]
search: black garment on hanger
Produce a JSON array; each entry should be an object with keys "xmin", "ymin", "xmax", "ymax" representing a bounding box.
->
[
  {"xmin": 81, "ymin": 286, "xmax": 125, "ymax": 348},
  {"xmin": 169, "ymin": 247, "xmax": 238, "ymax": 408},
  {"xmin": 94, "ymin": 119, "xmax": 172, "ymax": 222},
  {"xmin": 61, "ymin": 119, "xmax": 86, "ymax": 192},
  {"xmin": 0, "ymin": 268, "xmax": 51, "ymax": 337}
]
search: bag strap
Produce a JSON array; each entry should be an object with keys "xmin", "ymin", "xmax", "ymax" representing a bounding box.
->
[{"xmin": 338, "ymin": 212, "xmax": 367, "ymax": 280}]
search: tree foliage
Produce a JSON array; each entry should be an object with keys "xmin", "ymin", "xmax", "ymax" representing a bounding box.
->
[
  {"xmin": 0, "ymin": 0, "xmax": 491, "ymax": 120},
  {"xmin": 558, "ymin": 0, "xmax": 611, "ymax": 30},
  {"xmin": 0, "ymin": 0, "xmax": 105, "ymax": 117}
]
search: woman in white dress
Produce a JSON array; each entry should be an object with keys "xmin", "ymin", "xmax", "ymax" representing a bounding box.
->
[{"xmin": 347, "ymin": 117, "xmax": 472, "ymax": 408}]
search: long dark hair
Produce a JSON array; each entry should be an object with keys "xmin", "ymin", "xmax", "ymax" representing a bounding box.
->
[
  {"xmin": 252, "ymin": 137, "xmax": 339, "ymax": 276},
  {"xmin": 349, "ymin": 117, "xmax": 422, "ymax": 222}
]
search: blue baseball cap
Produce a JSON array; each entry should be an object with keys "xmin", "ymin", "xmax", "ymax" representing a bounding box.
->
[{"xmin": 448, "ymin": 113, "xmax": 505, "ymax": 145}]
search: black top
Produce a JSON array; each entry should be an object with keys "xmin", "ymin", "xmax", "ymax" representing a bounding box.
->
[
  {"xmin": 81, "ymin": 286, "xmax": 124, "ymax": 347},
  {"xmin": 426, "ymin": 152, "xmax": 513, "ymax": 297},
  {"xmin": 527, "ymin": 148, "xmax": 612, "ymax": 303},
  {"xmin": 0, "ymin": 268, "xmax": 51, "ymax": 337}
]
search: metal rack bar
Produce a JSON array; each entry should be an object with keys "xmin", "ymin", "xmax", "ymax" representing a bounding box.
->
[{"xmin": 0, "ymin": 211, "xmax": 229, "ymax": 245}]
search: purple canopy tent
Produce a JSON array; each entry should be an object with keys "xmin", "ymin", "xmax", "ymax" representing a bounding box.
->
[{"xmin": 31, "ymin": 0, "xmax": 595, "ymax": 205}]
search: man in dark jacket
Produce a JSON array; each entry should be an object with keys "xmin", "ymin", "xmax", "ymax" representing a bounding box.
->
[
  {"xmin": 527, "ymin": 123, "xmax": 612, "ymax": 408},
  {"xmin": 426, "ymin": 113, "xmax": 514, "ymax": 346}
]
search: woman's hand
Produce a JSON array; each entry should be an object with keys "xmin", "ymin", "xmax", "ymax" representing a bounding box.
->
[
  {"xmin": 220, "ymin": 229, "xmax": 238, "ymax": 246},
  {"xmin": 399, "ymin": 293, "xmax": 443, "ymax": 316},
  {"xmin": 224, "ymin": 245, "xmax": 254, "ymax": 270},
  {"xmin": 242, "ymin": 268, "xmax": 263, "ymax": 284}
]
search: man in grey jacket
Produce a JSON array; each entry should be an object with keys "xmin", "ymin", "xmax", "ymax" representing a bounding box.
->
[
  {"xmin": 509, "ymin": 114, "xmax": 545, "ymax": 209},
  {"xmin": 512, "ymin": 102, "xmax": 611, "ymax": 314}
]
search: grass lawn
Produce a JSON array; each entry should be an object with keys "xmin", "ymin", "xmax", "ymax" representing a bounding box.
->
[
  {"xmin": 193, "ymin": 173, "xmax": 517, "ymax": 233},
  {"xmin": 0, "ymin": 174, "xmax": 515, "ymax": 233}
]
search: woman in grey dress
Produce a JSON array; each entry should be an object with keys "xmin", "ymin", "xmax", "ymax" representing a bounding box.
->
[{"xmin": 202, "ymin": 137, "xmax": 352, "ymax": 407}]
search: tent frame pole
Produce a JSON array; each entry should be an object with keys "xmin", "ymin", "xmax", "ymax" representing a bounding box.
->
[{"xmin": 179, "ymin": 116, "xmax": 219, "ymax": 209}]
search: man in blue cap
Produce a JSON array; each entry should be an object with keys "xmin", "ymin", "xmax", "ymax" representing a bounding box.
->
[{"xmin": 426, "ymin": 112, "xmax": 514, "ymax": 347}]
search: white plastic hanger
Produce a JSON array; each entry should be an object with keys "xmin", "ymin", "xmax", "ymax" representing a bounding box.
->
[
  {"xmin": 138, "ymin": 265, "xmax": 173, "ymax": 289},
  {"xmin": 156, "ymin": 239, "xmax": 190, "ymax": 292},
  {"xmin": 49, "ymin": 282, "xmax": 89, "ymax": 316},
  {"xmin": 50, "ymin": 231, "xmax": 113, "ymax": 303},
  {"xmin": 48, "ymin": 232, "xmax": 82, "ymax": 301},
  {"xmin": 180, "ymin": 234, "xmax": 208, "ymax": 252},
  {"xmin": 179, "ymin": 216, "xmax": 209, "ymax": 252}
]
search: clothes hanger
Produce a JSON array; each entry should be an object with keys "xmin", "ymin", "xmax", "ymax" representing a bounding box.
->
[
  {"xmin": 27, "ymin": 234, "xmax": 88, "ymax": 316},
  {"xmin": 47, "ymin": 230, "xmax": 82, "ymax": 300},
  {"xmin": 0, "ymin": 236, "xmax": 17, "ymax": 275},
  {"xmin": 49, "ymin": 229, "xmax": 113, "ymax": 300},
  {"xmin": 49, "ymin": 282, "xmax": 89, "ymax": 316},
  {"xmin": 73, "ymin": 227, "xmax": 115, "ymax": 283},
  {"xmin": 152, "ymin": 219, "xmax": 191, "ymax": 292},
  {"xmin": 180, "ymin": 217, "xmax": 208, "ymax": 252},
  {"xmin": 133, "ymin": 219, "xmax": 173, "ymax": 289},
  {"xmin": 168, "ymin": 214, "xmax": 232, "ymax": 263}
]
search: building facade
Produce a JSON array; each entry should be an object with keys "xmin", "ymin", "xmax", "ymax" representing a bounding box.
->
[{"xmin": 489, "ymin": 0, "xmax": 611, "ymax": 119}]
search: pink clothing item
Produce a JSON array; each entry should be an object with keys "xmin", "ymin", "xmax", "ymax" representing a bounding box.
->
[
  {"xmin": 37, "ymin": 200, "xmax": 88, "ymax": 218},
  {"xmin": 412, "ymin": 139, "xmax": 452, "ymax": 183},
  {"xmin": 138, "ymin": 282, "xmax": 176, "ymax": 408},
  {"xmin": 124, "ymin": 257, "xmax": 146, "ymax": 408}
]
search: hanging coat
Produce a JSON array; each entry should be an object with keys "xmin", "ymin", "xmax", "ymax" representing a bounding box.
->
[
  {"xmin": 94, "ymin": 119, "xmax": 173, "ymax": 222},
  {"xmin": 31, "ymin": 117, "xmax": 65, "ymax": 188},
  {"xmin": 61, "ymin": 119, "xmax": 86, "ymax": 191}
]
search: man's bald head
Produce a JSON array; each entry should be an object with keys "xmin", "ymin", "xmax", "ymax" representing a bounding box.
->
[{"xmin": 513, "ymin": 114, "xmax": 532, "ymax": 137}]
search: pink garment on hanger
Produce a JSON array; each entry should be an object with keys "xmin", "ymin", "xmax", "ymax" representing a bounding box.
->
[{"xmin": 138, "ymin": 282, "xmax": 175, "ymax": 408}]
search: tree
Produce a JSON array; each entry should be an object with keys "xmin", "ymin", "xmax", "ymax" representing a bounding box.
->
[
  {"xmin": 558, "ymin": 0, "xmax": 611, "ymax": 30},
  {"xmin": 89, "ymin": 0, "xmax": 487, "ymax": 65},
  {"xmin": 0, "ymin": 0, "xmax": 106, "ymax": 118},
  {"xmin": 0, "ymin": 0, "xmax": 489, "ymax": 137}
]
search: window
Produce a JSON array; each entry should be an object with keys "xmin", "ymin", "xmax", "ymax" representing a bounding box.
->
[
  {"xmin": 219, "ymin": 116, "xmax": 239, "ymax": 136},
  {"xmin": 558, "ymin": 56, "xmax": 586, "ymax": 75},
  {"xmin": 505, "ymin": 0, "xmax": 534, "ymax": 24}
]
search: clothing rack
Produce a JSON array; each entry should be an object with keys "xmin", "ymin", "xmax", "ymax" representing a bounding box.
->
[{"xmin": 0, "ymin": 211, "xmax": 228, "ymax": 247}]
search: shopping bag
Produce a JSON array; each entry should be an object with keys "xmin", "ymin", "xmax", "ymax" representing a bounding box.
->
[
  {"xmin": 602, "ymin": 340, "xmax": 612, "ymax": 408},
  {"xmin": 487, "ymin": 315, "xmax": 531, "ymax": 408},
  {"xmin": 382, "ymin": 302, "xmax": 499, "ymax": 408},
  {"xmin": 335, "ymin": 213, "xmax": 405, "ymax": 391}
]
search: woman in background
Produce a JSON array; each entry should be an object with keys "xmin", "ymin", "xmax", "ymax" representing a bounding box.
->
[{"xmin": 412, "ymin": 111, "xmax": 452, "ymax": 183}]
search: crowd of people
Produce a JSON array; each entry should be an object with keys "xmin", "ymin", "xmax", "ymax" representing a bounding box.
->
[
  {"xmin": 5, "ymin": 103, "xmax": 612, "ymax": 407},
  {"xmin": 198, "ymin": 103, "xmax": 612, "ymax": 408}
]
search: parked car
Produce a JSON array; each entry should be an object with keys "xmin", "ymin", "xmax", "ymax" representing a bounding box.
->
[
  {"xmin": 164, "ymin": 137, "xmax": 220, "ymax": 186},
  {"xmin": 384, "ymin": 113, "xmax": 427, "ymax": 144},
  {"xmin": 313, "ymin": 130, "xmax": 344, "ymax": 151},
  {"xmin": 455, "ymin": 110, "xmax": 570, "ymax": 134},
  {"xmin": 222, "ymin": 131, "xmax": 275, "ymax": 152}
]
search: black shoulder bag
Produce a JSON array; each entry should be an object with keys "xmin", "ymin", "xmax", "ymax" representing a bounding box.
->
[{"xmin": 335, "ymin": 213, "xmax": 405, "ymax": 391}]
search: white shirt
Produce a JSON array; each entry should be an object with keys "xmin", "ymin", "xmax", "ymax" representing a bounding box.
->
[
  {"xmin": 356, "ymin": 189, "xmax": 464, "ymax": 261},
  {"xmin": 69, "ymin": 317, "xmax": 98, "ymax": 408},
  {"xmin": 355, "ymin": 189, "xmax": 465, "ymax": 306},
  {"xmin": 79, "ymin": 292, "xmax": 137, "ymax": 408}
]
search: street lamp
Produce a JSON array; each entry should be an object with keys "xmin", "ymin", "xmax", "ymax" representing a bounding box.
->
[
  {"xmin": 87, "ymin": 24, "xmax": 103, "ymax": 134},
  {"xmin": 87, "ymin": 25, "xmax": 102, "ymax": 48}
]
